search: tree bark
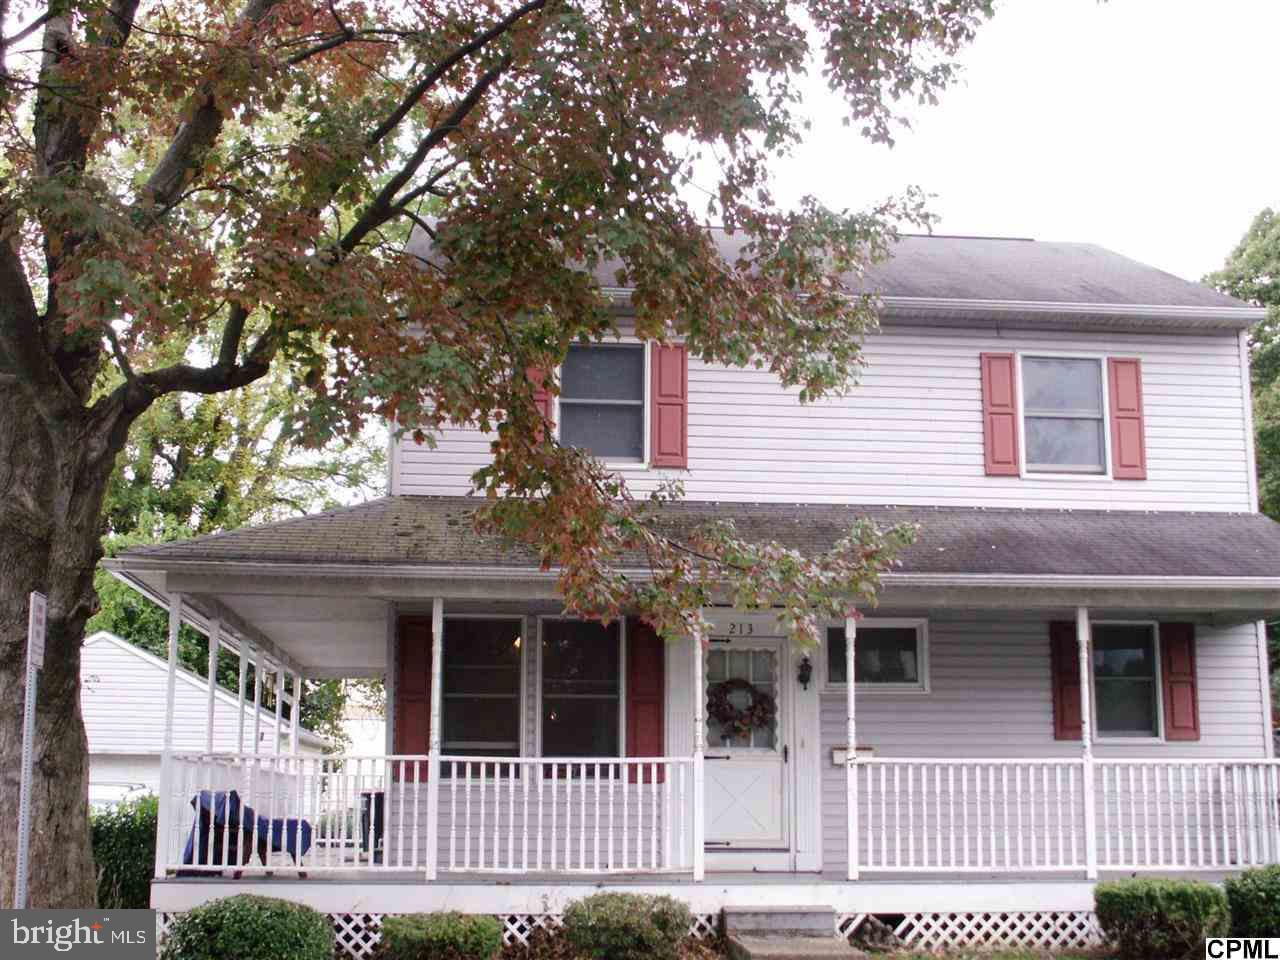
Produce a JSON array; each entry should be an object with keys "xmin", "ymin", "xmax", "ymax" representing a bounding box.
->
[{"xmin": 0, "ymin": 376, "xmax": 121, "ymax": 908}]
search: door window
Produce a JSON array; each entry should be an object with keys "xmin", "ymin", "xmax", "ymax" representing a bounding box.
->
[{"xmin": 706, "ymin": 648, "xmax": 778, "ymax": 749}]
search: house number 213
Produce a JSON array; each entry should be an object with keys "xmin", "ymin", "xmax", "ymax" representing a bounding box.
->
[{"xmin": 726, "ymin": 622, "xmax": 755, "ymax": 637}]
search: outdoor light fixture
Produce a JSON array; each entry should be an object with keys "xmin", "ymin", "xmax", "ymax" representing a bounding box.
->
[{"xmin": 797, "ymin": 655, "xmax": 812, "ymax": 691}]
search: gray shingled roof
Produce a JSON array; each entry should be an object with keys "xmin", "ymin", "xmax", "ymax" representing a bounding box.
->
[
  {"xmin": 645, "ymin": 232, "xmax": 1247, "ymax": 309},
  {"xmin": 407, "ymin": 228, "xmax": 1256, "ymax": 316},
  {"xmin": 117, "ymin": 496, "xmax": 1280, "ymax": 579},
  {"xmin": 861, "ymin": 235, "xmax": 1245, "ymax": 308}
]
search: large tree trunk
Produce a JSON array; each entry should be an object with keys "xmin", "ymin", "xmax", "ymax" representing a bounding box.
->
[{"xmin": 0, "ymin": 378, "xmax": 119, "ymax": 908}]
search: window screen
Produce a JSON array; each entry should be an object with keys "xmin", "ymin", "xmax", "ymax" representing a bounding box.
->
[
  {"xmin": 827, "ymin": 624, "xmax": 924, "ymax": 688},
  {"xmin": 541, "ymin": 620, "xmax": 621, "ymax": 757},
  {"xmin": 441, "ymin": 618, "xmax": 523, "ymax": 757},
  {"xmin": 559, "ymin": 345, "xmax": 645, "ymax": 460},
  {"xmin": 1021, "ymin": 357, "xmax": 1106, "ymax": 473},
  {"xmin": 1093, "ymin": 624, "xmax": 1159, "ymax": 738}
]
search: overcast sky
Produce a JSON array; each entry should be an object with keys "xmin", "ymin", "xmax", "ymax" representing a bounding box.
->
[{"xmin": 766, "ymin": 0, "xmax": 1279, "ymax": 283}]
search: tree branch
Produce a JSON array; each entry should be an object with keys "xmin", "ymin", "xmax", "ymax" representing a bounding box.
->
[
  {"xmin": 136, "ymin": 0, "xmax": 283, "ymax": 211},
  {"xmin": 340, "ymin": 55, "xmax": 510, "ymax": 254},
  {"xmin": 364, "ymin": 0, "xmax": 545, "ymax": 150}
]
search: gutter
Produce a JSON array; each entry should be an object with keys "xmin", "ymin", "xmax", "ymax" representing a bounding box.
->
[
  {"xmin": 105, "ymin": 557, "xmax": 1280, "ymax": 592},
  {"xmin": 597, "ymin": 287, "xmax": 1265, "ymax": 330}
]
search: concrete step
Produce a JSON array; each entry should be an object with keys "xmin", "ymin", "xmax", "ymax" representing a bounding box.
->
[
  {"xmin": 727, "ymin": 934, "xmax": 868, "ymax": 960},
  {"xmin": 723, "ymin": 905, "xmax": 836, "ymax": 937}
]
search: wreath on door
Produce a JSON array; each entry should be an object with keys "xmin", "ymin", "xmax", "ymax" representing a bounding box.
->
[{"xmin": 707, "ymin": 678, "xmax": 777, "ymax": 739}]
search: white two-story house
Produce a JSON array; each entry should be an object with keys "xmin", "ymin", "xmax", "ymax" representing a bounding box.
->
[{"xmin": 109, "ymin": 234, "xmax": 1280, "ymax": 955}]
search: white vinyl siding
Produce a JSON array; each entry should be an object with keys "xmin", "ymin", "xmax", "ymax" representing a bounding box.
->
[
  {"xmin": 818, "ymin": 614, "xmax": 1267, "ymax": 874},
  {"xmin": 393, "ymin": 324, "xmax": 1252, "ymax": 511}
]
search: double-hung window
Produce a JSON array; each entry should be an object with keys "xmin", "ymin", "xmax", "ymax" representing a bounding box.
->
[
  {"xmin": 540, "ymin": 620, "xmax": 622, "ymax": 757},
  {"xmin": 558, "ymin": 344, "xmax": 646, "ymax": 462},
  {"xmin": 1092, "ymin": 623, "xmax": 1160, "ymax": 739},
  {"xmin": 441, "ymin": 618, "xmax": 523, "ymax": 758},
  {"xmin": 825, "ymin": 619, "xmax": 929, "ymax": 693},
  {"xmin": 1021, "ymin": 356, "xmax": 1106, "ymax": 474}
]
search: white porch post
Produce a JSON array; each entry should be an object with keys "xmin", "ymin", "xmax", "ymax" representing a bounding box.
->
[
  {"xmin": 424, "ymin": 597, "xmax": 444, "ymax": 880},
  {"xmin": 205, "ymin": 619, "xmax": 221, "ymax": 754},
  {"xmin": 237, "ymin": 642, "xmax": 251, "ymax": 753},
  {"xmin": 1077, "ymin": 606, "xmax": 1098, "ymax": 880},
  {"xmin": 289, "ymin": 673, "xmax": 301, "ymax": 756},
  {"xmin": 155, "ymin": 593, "xmax": 183, "ymax": 878},
  {"xmin": 845, "ymin": 616, "xmax": 858, "ymax": 881},
  {"xmin": 252, "ymin": 648, "xmax": 263, "ymax": 755},
  {"xmin": 273, "ymin": 668, "xmax": 285, "ymax": 757},
  {"xmin": 692, "ymin": 627, "xmax": 706, "ymax": 881}
]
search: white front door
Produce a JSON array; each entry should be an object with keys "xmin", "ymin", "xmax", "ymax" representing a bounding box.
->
[{"xmin": 703, "ymin": 638, "xmax": 788, "ymax": 850}]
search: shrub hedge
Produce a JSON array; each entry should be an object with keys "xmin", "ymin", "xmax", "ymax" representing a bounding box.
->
[
  {"xmin": 561, "ymin": 892, "xmax": 692, "ymax": 960},
  {"xmin": 1094, "ymin": 877, "xmax": 1230, "ymax": 960},
  {"xmin": 159, "ymin": 894, "xmax": 334, "ymax": 960},
  {"xmin": 378, "ymin": 912, "xmax": 503, "ymax": 959},
  {"xmin": 90, "ymin": 793, "xmax": 157, "ymax": 909},
  {"xmin": 1226, "ymin": 864, "xmax": 1280, "ymax": 936}
]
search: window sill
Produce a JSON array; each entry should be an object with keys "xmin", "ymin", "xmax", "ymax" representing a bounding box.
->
[{"xmin": 1019, "ymin": 471, "xmax": 1114, "ymax": 482}]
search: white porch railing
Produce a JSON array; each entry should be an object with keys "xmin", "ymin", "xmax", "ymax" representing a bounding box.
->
[
  {"xmin": 1095, "ymin": 760, "xmax": 1280, "ymax": 870},
  {"xmin": 159, "ymin": 753, "xmax": 695, "ymax": 876},
  {"xmin": 851, "ymin": 758, "xmax": 1280, "ymax": 874},
  {"xmin": 439, "ymin": 757, "xmax": 695, "ymax": 873},
  {"xmin": 856, "ymin": 759, "xmax": 1088, "ymax": 871}
]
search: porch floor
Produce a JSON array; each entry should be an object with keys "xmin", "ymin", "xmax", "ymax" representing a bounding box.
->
[{"xmin": 150, "ymin": 868, "xmax": 1237, "ymax": 915}]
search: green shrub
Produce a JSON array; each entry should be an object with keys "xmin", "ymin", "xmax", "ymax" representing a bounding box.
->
[
  {"xmin": 90, "ymin": 793, "xmax": 157, "ymax": 909},
  {"xmin": 378, "ymin": 913, "xmax": 503, "ymax": 960},
  {"xmin": 562, "ymin": 892, "xmax": 692, "ymax": 960},
  {"xmin": 1095, "ymin": 877, "xmax": 1230, "ymax": 960},
  {"xmin": 160, "ymin": 894, "xmax": 334, "ymax": 960},
  {"xmin": 1226, "ymin": 864, "xmax": 1280, "ymax": 936}
]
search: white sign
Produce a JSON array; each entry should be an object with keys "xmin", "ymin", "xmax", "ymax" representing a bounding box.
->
[
  {"xmin": 15, "ymin": 591, "xmax": 45, "ymax": 908},
  {"xmin": 27, "ymin": 591, "xmax": 46, "ymax": 670}
]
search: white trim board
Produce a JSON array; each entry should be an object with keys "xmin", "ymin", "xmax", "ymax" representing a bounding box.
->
[{"xmin": 151, "ymin": 876, "xmax": 1099, "ymax": 914}]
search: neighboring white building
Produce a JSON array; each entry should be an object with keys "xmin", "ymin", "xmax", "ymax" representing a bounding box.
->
[
  {"xmin": 82, "ymin": 630, "xmax": 328, "ymax": 806},
  {"xmin": 340, "ymin": 685, "xmax": 387, "ymax": 756}
]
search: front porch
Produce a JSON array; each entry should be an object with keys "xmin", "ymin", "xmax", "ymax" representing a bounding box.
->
[{"xmin": 138, "ymin": 593, "xmax": 1280, "ymax": 887}]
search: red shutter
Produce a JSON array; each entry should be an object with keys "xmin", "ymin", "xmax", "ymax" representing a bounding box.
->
[
  {"xmin": 1049, "ymin": 621, "xmax": 1082, "ymax": 740},
  {"xmin": 1108, "ymin": 357, "xmax": 1148, "ymax": 480},
  {"xmin": 394, "ymin": 616, "xmax": 432, "ymax": 774},
  {"xmin": 1160, "ymin": 622, "xmax": 1200, "ymax": 741},
  {"xmin": 980, "ymin": 353, "xmax": 1020, "ymax": 476},
  {"xmin": 650, "ymin": 343, "xmax": 688, "ymax": 469},
  {"xmin": 626, "ymin": 618, "xmax": 665, "ymax": 783}
]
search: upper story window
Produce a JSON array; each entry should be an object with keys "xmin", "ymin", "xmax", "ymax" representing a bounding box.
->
[
  {"xmin": 1021, "ymin": 356, "xmax": 1106, "ymax": 474},
  {"xmin": 559, "ymin": 345, "xmax": 645, "ymax": 462},
  {"xmin": 825, "ymin": 619, "xmax": 929, "ymax": 693}
]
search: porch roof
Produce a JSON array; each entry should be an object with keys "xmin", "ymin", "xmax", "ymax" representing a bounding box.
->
[
  {"xmin": 106, "ymin": 497, "xmax": 1280, "ymax": 674},
  {"xmin": 112, "ymin": 495, "xmax": 1280, "ymax": 581}
]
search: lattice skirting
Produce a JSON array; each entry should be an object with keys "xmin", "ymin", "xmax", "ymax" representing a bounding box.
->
[
  {"xmin": 834, "ymin": 911, "xmax": 1104, "ymax": 952},
  {"xmin": 158, "ymin": 911, "xmax": 719, "ymax": 959}
]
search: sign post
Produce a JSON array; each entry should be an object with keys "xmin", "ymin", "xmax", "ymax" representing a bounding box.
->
[{"xmin": 15, "ymin": 591, "xmax": 46, "ymax": 909}]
